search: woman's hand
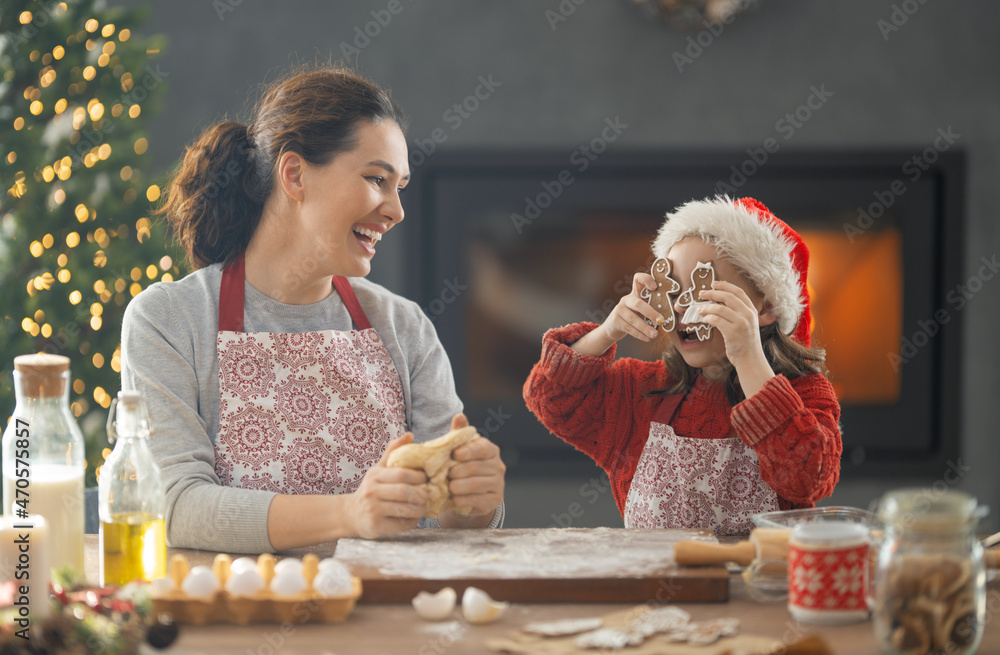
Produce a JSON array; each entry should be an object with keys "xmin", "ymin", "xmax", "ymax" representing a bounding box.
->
[
  {"xmin": 572, "ymin": 272, "xmax": 665, "ymax": 356},
  {"xmin": 698, "ymin": 280, "xmax": 775, "ymax": 397},
  {"xmin": 345, "ymin": 433, "xmax": 430, "ymax": 539},
  {"xmin": 439, "ymin": 413, "xmax": 505, "ymax": 528}
]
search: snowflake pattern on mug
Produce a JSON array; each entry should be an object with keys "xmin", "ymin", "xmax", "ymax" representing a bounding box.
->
[
  {"xmin": 623, "ymin": 422, "xmax": 779, "ymax": 535},
  {"xmin": 789, "ymin": 543, "xmax": 868, "ymax": 612},
  {"xmin": 214, "ymin": 327, "xmax": 406, "ymax": 495},
  {"xmin": 791, "ymin": 558, "xmax": 825, "ymax": 595},
  {"xmin": 831, "ymin": 562, "xmax": 863, "ymax": 596}
]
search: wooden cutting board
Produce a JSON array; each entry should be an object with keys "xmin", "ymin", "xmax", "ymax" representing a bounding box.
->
[{"xmin": 334, "ymin": 527, "xmax": 729, "ymax": 604}]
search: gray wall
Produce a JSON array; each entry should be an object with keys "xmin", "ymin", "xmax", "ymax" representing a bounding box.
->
[{"xmin": 123, "ymin": 0, "xmax": 1000, "ymax": 529}]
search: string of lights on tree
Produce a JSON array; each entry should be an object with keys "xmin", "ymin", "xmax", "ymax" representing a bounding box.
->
[{"xmin": 1, "ymin": 0, "xmax": 181, "ymax": 485}]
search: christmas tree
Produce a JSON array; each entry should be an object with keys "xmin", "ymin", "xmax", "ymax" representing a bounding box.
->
[{"xmin": 0, "ymin": 0, "xmax": 180, "ymax": 485}]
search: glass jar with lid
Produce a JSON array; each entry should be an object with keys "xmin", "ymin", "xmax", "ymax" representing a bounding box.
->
[{"xmin": 870, "ymin": 488, "xmax": 987, "ymax": 655}]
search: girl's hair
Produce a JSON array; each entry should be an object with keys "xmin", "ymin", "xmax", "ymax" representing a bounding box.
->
[
  {"xmin": 650, "ymin": 324, "xmax": 827, "ymax": 405},
  {"xmin": 156, "ymin": 66, "xmax": 407, "ymax": 269}
]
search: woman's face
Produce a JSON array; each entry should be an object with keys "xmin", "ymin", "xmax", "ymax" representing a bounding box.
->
[
  {"xmin": 297, "ymin": 119, "xmax": 409, "ymax": 278},
  {"xmin": 665, "ymin": 237, "xmax": 768, "ymax": 377}
]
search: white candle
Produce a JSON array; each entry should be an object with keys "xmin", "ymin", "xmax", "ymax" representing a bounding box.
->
[{"xmin": 0, "ymin": 514, "xmax": 51, "ymax": 624}]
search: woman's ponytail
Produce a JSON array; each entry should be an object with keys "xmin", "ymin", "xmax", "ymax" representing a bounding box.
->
[{"xmin": 156, "ymin": 120, "xmax": 263, "ymax": 269}]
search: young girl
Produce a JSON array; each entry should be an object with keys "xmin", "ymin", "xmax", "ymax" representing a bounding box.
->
[
  {"xmin": 523, "ymin": 196, "xmax": 841, "ymax": 534},
  {"xmin": 121, "ymin": 67, "xmax": 505, "ymax": 553}
]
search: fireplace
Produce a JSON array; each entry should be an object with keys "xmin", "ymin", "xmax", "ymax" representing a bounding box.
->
[{"xmin": 403, "ymin": 151, "xmax": 965, "ymax": 478}]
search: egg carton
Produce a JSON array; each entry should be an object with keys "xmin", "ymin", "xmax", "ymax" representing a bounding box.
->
[{"xmin": 150, "ymin": 553, "xmax": 362, "ymax": 625}]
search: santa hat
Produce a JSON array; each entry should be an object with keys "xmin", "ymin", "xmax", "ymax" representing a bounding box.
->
[{"xmin": 652, "ymin": 196, "xmax": 812, "ymax": 347}]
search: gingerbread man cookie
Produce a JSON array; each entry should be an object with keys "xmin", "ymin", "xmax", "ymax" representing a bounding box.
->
[
  {"xmin": 639, "ymin": 257, "xmax": 681, "ymax": 332},
  {"xmin": 677, "ymin": 260, "xmax": 716, "ymax": 342}
]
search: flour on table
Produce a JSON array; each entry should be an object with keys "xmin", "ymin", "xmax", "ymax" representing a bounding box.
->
[
  {"xmin": 522, "ymin": 617, "xmax": 604, "ymax": 636},
  {"xmin": 333, "ymin": 527, "xmax": 715, "ymax": 580},
  {"xmin": 419, "ymin": 620, "xmax": 466, "ymax": 636}
]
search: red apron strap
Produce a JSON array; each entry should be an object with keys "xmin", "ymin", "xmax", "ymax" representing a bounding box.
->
[
  {"xmin": 652, "ymin": 386, "xmax": 690, "ymax": 425},
  {"xmin": 218, "ymin": 254, "xmax": 246, "ymax": 332},
  {"xmin": 218, "ymin": 256, "xmax": 372, "ymax": 333},
  {"xmin": 331, "ymin": 276, "xmax": 372, "ymax": 331}
]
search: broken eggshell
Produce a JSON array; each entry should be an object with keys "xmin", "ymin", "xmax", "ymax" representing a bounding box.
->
[
  {"xmin": 462, "ymin": 586, "xmax": 508, "ymax": 624},
  {"xmin": 412, "ymin": 587, "xmax": 457, "ymax": 621}
]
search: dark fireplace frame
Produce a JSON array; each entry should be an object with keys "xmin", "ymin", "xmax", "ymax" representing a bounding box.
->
[{"xmin": 399, "ymin": 150, "xmax": 965, "ymax": 480}]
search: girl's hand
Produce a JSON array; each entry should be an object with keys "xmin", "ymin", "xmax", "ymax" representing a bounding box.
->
[
  {"xmin": 604, "ymin": 272, "xmax": 667, "ymax": 343},
  {"xmin": 346, "ymin": 433, "xmax": 430, "ymax": 539},
  {"xmin": 572, "ymin": 272, "xmax": 665, "ymax": 356},
  {"xmin": 697, "ymin": 281, "xmax": 776, "ymax": 396},
  {"xmin": 440, "ymin": 413, "xmax": 506, "ymax": 527}
]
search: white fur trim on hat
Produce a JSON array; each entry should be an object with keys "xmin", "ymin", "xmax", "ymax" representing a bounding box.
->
[{"xmin": 652, "ymin": 196, "xmax": 805, "ymax": 336}]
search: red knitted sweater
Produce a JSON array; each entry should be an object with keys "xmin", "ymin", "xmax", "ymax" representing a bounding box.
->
[{"xmin": 522, "ymin": 323, "xmax": 842, "ymax": 517}]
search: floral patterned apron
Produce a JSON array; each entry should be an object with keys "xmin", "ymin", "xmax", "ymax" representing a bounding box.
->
[
  {"xmin": 213, "ymin": 254, "xmax": 406, "ymax": 495},
  {"xmin": 623, "ymin": 390, "xmax": 779, "ymax": 535}
]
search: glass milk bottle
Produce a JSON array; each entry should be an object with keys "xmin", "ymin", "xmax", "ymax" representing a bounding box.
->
[
  {"xmin": 1, "ymin": 353, "xmax": 85, "ymax": 577},
  {"xmin": 99, "ymin": 390, "xmax": 166, "ymax": 586}
]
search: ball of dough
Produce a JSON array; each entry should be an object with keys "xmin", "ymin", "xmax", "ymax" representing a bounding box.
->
[{"xmin": 386, "ymin": 426, "xmax": 480, "ymax": 517}]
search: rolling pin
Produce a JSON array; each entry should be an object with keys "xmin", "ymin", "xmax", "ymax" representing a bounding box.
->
[
  {"xmin": 676, "ymin": 529, "xmax": 1000, "ymax": 570},
  {"xmin": 674, "ymin": 528, "xmax": 791, "ymax": 567}
]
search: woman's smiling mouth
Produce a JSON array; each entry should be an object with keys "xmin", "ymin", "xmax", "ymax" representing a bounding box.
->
[{"xmin": 353, "ymin": 225, "xmax": 384, "ymax": 254}]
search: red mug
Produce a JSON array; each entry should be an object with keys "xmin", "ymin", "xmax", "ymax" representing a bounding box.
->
[{"xmin": 787, "ymin": 521, "xmax": 870, "ymax": 625}]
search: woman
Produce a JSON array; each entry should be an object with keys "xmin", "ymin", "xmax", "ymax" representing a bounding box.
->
[{"xmin": 121, "ymin": 67, "xmax": 505, "ymax": 553}]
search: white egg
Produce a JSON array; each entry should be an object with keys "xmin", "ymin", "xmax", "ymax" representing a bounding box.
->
[
  {"xmin": 181, "ymin": 566, "xmax": 219, "ymax": 599},
  {"xmin": 274, "ymin": 558, "xmax": 303, "ymax": 577},
  {"xmin": 313, "ymin": 567, "xmax": 354, "ymax": 596},
  {"xmin": 461, "ymin": 586, "xmax": 508, "ymax": 624},
  {"xmin": 149, "ymin": 577, "xmax": 174, "ymax": 597},
  {"xmin": 230, "ymin": 557, "xmax": 258, "ymax": 575},
  {"xmin": 412, "ymin": 587, "xmax": 457, "ymax": 621},
  {"xmin": 225, "ymin": 568, "xmax": 265, "ymax": 597},
  {"xmin": 269, "ymin": 570, "xmax": 307, "ymax": 598}
]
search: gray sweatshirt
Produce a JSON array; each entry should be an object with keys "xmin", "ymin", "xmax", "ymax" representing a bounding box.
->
[{"xmin": 120, "ymin": 264, "xmax": 501, "ymax": 553}]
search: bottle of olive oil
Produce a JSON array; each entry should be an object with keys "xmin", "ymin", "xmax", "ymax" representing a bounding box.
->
[{"xmin": 99, "ymin": 391, "xmax": 166, "ymax": 586}]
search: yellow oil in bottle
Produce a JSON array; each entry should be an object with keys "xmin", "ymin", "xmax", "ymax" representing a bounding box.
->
[{"xmin": 100, "ymin": 512, "xmax": 167, "ymax": 586}]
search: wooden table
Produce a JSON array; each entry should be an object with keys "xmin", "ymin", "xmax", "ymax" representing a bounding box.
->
[{"xmin": 84, "ymin": 536, "xmax": 1000, "ymax": 655}]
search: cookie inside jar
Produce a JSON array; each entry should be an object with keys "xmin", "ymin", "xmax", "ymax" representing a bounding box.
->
[
  {"xmin": 871, "ymin": 488, "xmax": 988, "ymax": 655},
  {"xmin": 879, "ymin": 553, "xmax": 980, "ymax": 655}
]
